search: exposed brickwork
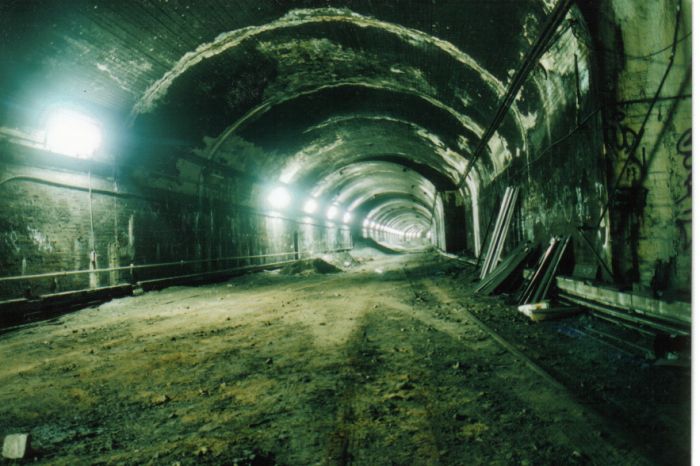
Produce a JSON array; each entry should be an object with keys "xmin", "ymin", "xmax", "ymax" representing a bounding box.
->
[{"xmin": 0, "ymin": 160, "xmax": 351, "ymax": 301}]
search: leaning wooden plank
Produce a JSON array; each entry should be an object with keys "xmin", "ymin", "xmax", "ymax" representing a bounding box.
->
[
  {"xmin": 519, "ymin": 238, "xmax": 558, "ymax": 304},
  {"xmin": 533, "ymin": 236, "xmax": 570, "ymax": 302},
  {"xmin": 482, "ymin": 187, "xmax": 511, "ymax": 277},
  {"xmin": 490, "ymin": 188, "xmax": 519, "ymax": 275},
  {"xmin": 534, "ymin": 237, "xmax": 564, "ymax": 300},
  {"xmin": 475, "ymin": 242, "xmax": 532, "ymax": 295},
  {"xmin": 479, "ymin": 190, "xmax": 505, "ymax": 278},
  {"xmin": 480, "ymin": 187, "xmax": 516, "ymax": 279}
]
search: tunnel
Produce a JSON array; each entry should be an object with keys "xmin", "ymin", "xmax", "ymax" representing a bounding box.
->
[{"xmin": 0, "ymin": 1, "xmax": 693, "ymax": 464}]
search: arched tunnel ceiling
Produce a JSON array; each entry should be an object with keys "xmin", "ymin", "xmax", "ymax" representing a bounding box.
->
[
  {"xmin": 313, "ymin": 161, "xmax": 436, "ymax": 249},
  {"xmin": 311, "ymin": 161, "xmax": 436, "ymax": 211},
  {"xmin": 0, "ymin": 1, "xmax": 553, "ymax": 119},
  {"xmin": 128, "ymin": 6, "xmax": 534, "ymax": 186},
  {"xmin": 361, "ymin": 195, "xmax": 433, "ymax": 228},
  {"xmin": 363, "ymin": 197, "xmax": 434, "ymax": 240},
  {"xmin": 0, "ymin": 0, "xmax": 569, "ymax": 246},
  {"xmin": 240, "ymin": 114, "xmax": 469, "ymax": 188}
]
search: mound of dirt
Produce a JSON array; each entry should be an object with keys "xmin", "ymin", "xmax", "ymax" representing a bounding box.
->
[
  {"xmin": 329, "ymin": 250, "xmax": 361, "ymax": 268},
  {"xmin": 280, "ymin": 258, "xmax": 342, "ymax": 275}
]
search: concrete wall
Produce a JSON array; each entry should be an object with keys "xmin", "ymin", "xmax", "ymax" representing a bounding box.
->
[
  {"xmin": 0, "ymin": 142, "xmax": 351, "ymax": 302},
  {"xmin": 590, "ymin": 0, "xmax": 692, "ymax": 296}
]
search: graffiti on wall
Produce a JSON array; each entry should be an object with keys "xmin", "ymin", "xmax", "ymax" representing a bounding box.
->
[
  {"xmin": 675, "ymin": 128, "xmax": 691, "ymax": 206},
  {"xmin": 605, "ymin": 108, "xmax": 646, "ymax": 185},
  {"xmin": 674, "ymin": 128, "xmax": 691, "ymax": 250}
]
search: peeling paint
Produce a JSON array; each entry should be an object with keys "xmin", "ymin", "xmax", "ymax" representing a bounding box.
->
[
  {"xmin": 486, "ymin": 132, "xmax": 513, "ymax": 176},
  {"xmin": 27, "ymin": 227, "xmax": 53, "ymax": 253},
  {"xmin": 257, "ymin": 37, "xmax": 438, "ymax": 101},
  {"xmin": 519, "ymin": 111, "xmax": 538, "ymax": 131},
  {"xmin": 95, "ymin": 63, "xmax": 132, "ymax": 92}
]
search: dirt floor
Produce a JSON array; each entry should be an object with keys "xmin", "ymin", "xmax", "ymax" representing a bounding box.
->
[{"xmin": 0, "ymin": 249, "xmax": 689, "ymax": 465}]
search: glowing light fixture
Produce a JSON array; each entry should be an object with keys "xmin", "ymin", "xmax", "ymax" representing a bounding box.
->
[
  {"xmin": 342, "ymin": 212, "xmax": 352, "ymax": 224},
  {"xmin": 267, "ymin": 186, "xmax": 291, "ymax": 209},
  {"xmin": 45, "ymin": 109, "xmax": 102, "ymax": 158},
  {"xmin": 303, "ymin": 198, "xmax": 318, "ymax": 214},
  {"xmin": 326, "ymin": 204, "xmax": 339, "ymax": 220}
]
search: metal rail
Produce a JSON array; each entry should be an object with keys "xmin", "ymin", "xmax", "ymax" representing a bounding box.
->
[
  {"xmin": 400, "ymin": 264, "xmax": 567, "ymax": 391},
  {"xmin": 0, "ymin": 248, "xmax": 352, "ymax": 283}
]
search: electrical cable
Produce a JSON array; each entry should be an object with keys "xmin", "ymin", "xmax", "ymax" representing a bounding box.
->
[{"xmin": 427, "ymin": 0, "xmax": 575, "ymax": 230}]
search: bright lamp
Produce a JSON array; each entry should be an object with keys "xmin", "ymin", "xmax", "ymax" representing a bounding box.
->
[
  {"xmin": 326, "ymin": 205, "xmax": 339, "ymax": 220},
  {"xmin": 303, "ymin": 198, "xmax": 318, "ymax": 214},
  {"xmin": 267, "ymin": 186, "xmax": 291, "ymax": 209},
  {"xmin": 45, "ymin": 109, "xmax": 102, "ymax": 158}
]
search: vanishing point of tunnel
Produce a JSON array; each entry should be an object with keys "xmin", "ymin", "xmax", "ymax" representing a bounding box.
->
[{"xmin": 0, "ymin": 1, "xmax": 692, "ymax": 465}]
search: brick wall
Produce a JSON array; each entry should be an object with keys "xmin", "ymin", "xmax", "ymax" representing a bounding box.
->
[{"xmin": 0, "ymin": 153, "xmax": 351, "ymax": 302}]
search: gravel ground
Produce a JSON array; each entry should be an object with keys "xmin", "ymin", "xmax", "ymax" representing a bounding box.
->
[{"xmin": 0, "ymin": 250, "xmax": 680, "ymax": 465}]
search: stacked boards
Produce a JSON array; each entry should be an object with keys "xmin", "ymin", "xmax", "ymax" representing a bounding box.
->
[{"xmin": 479, "ymin": 187, "xmax": 519, "ymax": 279}]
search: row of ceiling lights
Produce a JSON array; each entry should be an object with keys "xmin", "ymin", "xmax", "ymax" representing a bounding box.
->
[
  {"xmin": 362, "ymin": 219, "xmax": 425, "ymax": 240},
  {"xmin": 39, "ymin": 109, "xmax": 350, "ymax": 228},
  {"xmin": 269, "ymin": 186, "xmax": 426, "ymax": 240},
  {"xmin": 267, "ymin": 186, "xmax": 352, "ymax": 224},
  {"xmin": 42, "ymin": 109, "xmax": 402, "ymax": 236},
  {"xmin": 42, "ymin": 109, "xmax": 425, "ymax": 242}
]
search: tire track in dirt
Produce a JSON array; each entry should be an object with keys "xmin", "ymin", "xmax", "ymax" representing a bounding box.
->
[
  {"xmin": 324, "ymin": 318, "xmax": 380, "ymax": 466},
  {"xmin": 323, "ymin": 274, "xmax": 444, "ymax": 465}
]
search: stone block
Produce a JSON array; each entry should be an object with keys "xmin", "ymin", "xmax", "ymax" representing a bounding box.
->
[{"xmin": 2, "ymin": 433, "xmax": 30, "ymax": 459}]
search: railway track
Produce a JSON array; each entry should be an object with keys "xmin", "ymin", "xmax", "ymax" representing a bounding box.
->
[{"xmin": 398, "ymin": 259, "xmax": 656, "ymax": 466}]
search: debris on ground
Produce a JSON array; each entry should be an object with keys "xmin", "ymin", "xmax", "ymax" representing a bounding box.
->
[
  {"xmin": 517, "ymin": 301, "xmax": 581, "ymax": 321},
  {"xmin": 330, "ymin": 250, "xmax": 361, "ymax": 268},
  {"xmin": 150, "ymin": 394, "xmax": 171, "ymax": 406},
  {"xmin": 279, "ymin": 258, "xmax": 341, "ymax": 275},
  {"xmin": 0, "ymin": 251, "xmax": 685, "ymax": 465}
]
